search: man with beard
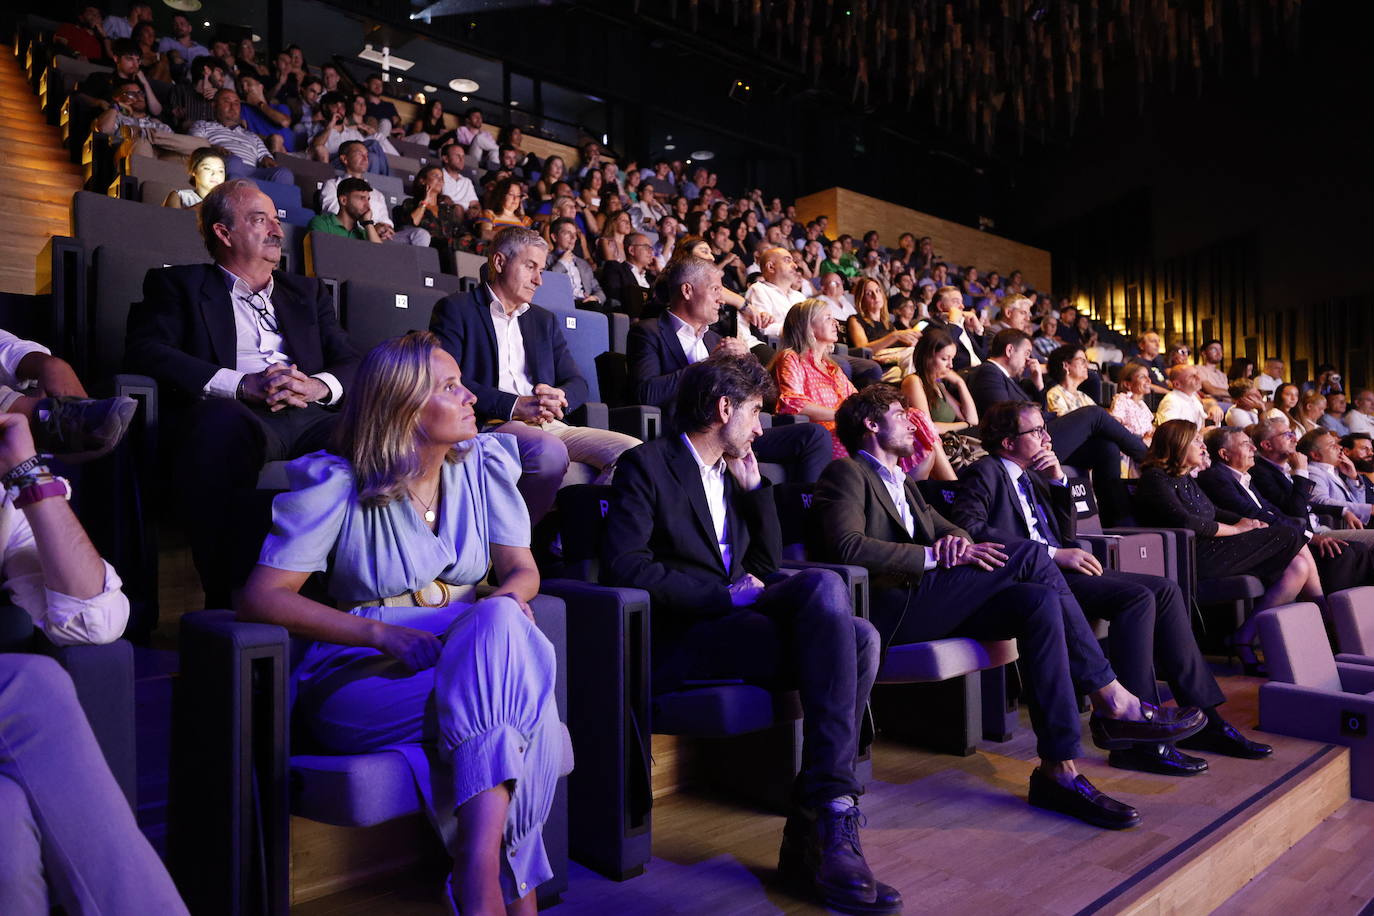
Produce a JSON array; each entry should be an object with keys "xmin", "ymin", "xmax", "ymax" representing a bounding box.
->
[
  {"xmin": 603, "ymin": 355, "xmax": 897, "ymax": 915},
  {"xmin": 814, "ymin": 386, "xmax": 1208, "ymax": 830},
  {"xmin": 1340, "ymin": 432, "xmax": 1374, "ymax": 504},
  {"xmin": 126, "ymin": 180, "xmax": 359, "ymax": 607},
  {"xmin": 1199, "ymin": 426, "xmax": 1374, "ymax": 593}
]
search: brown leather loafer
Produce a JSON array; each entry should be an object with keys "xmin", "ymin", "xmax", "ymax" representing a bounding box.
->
[
  {"xmin": 1028, "ymin": 768, "xmax": 1141, "ymax": 830},
  {"xmin": 1090, "ymin": 702, "xmax": 1207, "ymax": 750}
]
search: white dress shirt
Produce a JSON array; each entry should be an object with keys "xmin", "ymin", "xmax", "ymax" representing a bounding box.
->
[
  {"xmin": 821, "ymin": 294, "xmax": 857, "ymax": 325},
  {"xmin": 557, "ymin": 252, "xmax": 586, "ymax": 299},
  {"xmin": 1347, "ymin": 410, "xmax": 1374, "ymax": 436},
  {"xmin": 682, "ymin": 434, "xmax": 731, "ymax": 571},
  {"xmin": 1223, "ymin": 463, "xmax": 1265, "ymax": 511},
  {"xmin": 858, "ymin": 450, "xmax": 938, "ymax": 571},
  {"xmin": 319, "ymin": 177, "xmax": 395, "ymax": 227},
  {"xmin": 202, "ymin": 268, "xmax": 343, "ymax": 404},
  {"xmin": 666, "ymin": 310, "xmax": 710, "ymax": 365},
  {"xmin": 1001, "ymin": 457, "xmax": 1061, "ymax": 557},
  {"xmin": 1225, "ymin": 405, "xmax": 1260, "ymax": 428},
  {"xmin": 743, "ymin": 279, "xmax": 805, "ymax": 342},
  {"xmin": 1155, "ymin": 390, "xmax": 1208, "ymax": 427},
  {"xmin": 1255, "ymin": 373, "xmax": 1282, "ymax": 398},
  {"xmin": 488, "ymin": 286, "xmax": 535, "ymax": 409},
  {"xmin": 441, "ymin": 168, "xmax": 479, "ymax": 210}
]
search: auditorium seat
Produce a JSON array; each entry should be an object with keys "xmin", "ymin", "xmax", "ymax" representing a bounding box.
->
[
  {"xmin": 339, "ymin": 279, "xmax": 444, "ymax": 353},
  {"xmin": 1331, "ymin": 587, "xmax": 1374, "ymax": 662},
  {"xmin": 1258, "ymin": 601, "xmax": 1374, "ymax": 799},
  {"xmin": 304, "ymin": 231, "xmax": 446, "ymax": 308},
  {"xmin": 172, "ymin": 602, "xmax": 572, "ymax": 912},
  {"xmin": 531, "ymin": 271, "xmax": 630, "ymax": 356},
  {"xmin": 551, "ymin": 307, "xmax": 659, "ymax": 440},
  {"xmin": 246, "ymin": 178, "xmax": 314, "ymax": 228},
  {"xmin": 391, "ymin": 139, "xmax": 433, "ymax": 162},
  {"xmin": 384, "ymin": 153, "xmax": 423, "ymax": 186}
]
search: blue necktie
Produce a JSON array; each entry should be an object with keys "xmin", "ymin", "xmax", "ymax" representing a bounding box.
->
[{"xmin": 1018, "ymin": 474, "xmax": 1060, "ymax": 548}]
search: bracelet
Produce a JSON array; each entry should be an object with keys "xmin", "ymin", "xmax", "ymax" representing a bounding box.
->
[
  {"xmin": 11, "ymin": 475, "xmax": 71, "ymax": 510},
  {"xmin": 2, "ymin": 456, "xmax": 44, "ymax": 488}
]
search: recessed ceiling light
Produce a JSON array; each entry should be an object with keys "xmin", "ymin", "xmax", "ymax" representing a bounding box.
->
[
  {"xmin": 663, "ymin": 144, "xmax": 676, "ymax": 151},
  {"xmin": 461, "ymin": 95, "xmax": 468, "ymax": 101},
  {"xmin": 449, "ymin": 78, "xmax": 479, "ymax": 93},
  {"xmin": 690, "ymin": 150, "xmax": 715, "ymax": 160},
  {"xmin": 423, "ymin": 84, "xmax": 438, "ymax": 92}
]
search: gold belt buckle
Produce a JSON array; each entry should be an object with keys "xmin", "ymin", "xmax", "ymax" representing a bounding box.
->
[{"xmin": 412, "ymin": 581, "xmax": 452, "ymax": 608}]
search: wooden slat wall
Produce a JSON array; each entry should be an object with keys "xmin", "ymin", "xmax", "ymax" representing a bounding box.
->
[{"xmin": 793, "ymin": 187, "xmax": 1053, "ymax": 293}]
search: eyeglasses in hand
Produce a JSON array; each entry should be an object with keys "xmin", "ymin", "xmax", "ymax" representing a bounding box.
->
[{"xmin": 248, "ymin": 291, "xmax": 278, "ymax": 333}]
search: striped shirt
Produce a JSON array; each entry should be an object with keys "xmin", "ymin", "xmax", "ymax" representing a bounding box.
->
[{"xmin": 189, "ymin": 120, "xmax": 269, "ymax": 167}]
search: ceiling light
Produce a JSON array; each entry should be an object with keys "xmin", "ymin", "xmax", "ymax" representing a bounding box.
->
[
  {"xmin": 423, "ymin": 84, "xmax": 438, "ymax": 92},
  {"xmin": 690, "ymin": 150, "xmax": 715, "ymax": 160},
  {"xmin": 461, "ymin": 95, "xmax": 468, "ymax": 101},
  {"xmin": 663, "ymin": 144, "xmax": 676, "ymax": 151},
  {"xmin": 448, "ymin": 78, "xmax": 479, "ymax": 93}
]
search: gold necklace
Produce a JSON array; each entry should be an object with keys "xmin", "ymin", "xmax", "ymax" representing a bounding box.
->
[{"xmin": 409, "ymin": 481, "xmax": 439, "ymax": 524}]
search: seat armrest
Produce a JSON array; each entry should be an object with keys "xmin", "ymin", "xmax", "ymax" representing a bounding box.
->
[
  {"xmin": 608, "ymin": 405, "xmax": 661, "ymax": 441},
  {"xmin": 779, "ymin": 561, "xmax": 870, "ymax": 619},
  {"xmin": 38, "ymin": 637, "xmax": 136, "ymax": 807},
  {"xmin": 568, "ymin": 401, "xmax": 610, "ymax": 430},
  {"xmin": 1337, "ymin": 662, "xmax": 1374, "ymax": 694}
]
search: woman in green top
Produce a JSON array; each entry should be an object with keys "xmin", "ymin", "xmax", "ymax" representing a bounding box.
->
[
  {"xmin": 819, "ymin": 239, "xmax": 859, "ymax": 278},
  {"xmin": 901, "ymin": 327, "xmax": 979, "ymax": 433}
]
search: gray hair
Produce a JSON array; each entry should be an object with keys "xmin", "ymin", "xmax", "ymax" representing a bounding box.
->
[
  {"xmin": 1250, "ymin": 416, "xmax": 1290, "ymax": 447},
  {"xmin": 1205, "ymin": 425, "xmax": 1245, "ymax": 461},
  {"xmin": 199, "ymin": 178, "xmax": 261, "ymax": 256},
  {"xmin": 662, "ymin": 256, "xmax": 720, "ymax": 301},
  {"xmin": 489, "ymin": 226, "xmax": 547, "ymax": 265}
]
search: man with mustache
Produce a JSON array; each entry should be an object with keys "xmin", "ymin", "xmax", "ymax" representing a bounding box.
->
[
  {"xmin": 126, "ymin": 180, "xmax": 360, "ymax": 607},
  {"xmin": 1340, "ymin": 432, "xmax": 1374, "ymax": 503}
]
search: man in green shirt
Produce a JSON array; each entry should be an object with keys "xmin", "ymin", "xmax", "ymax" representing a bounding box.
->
[{"xmin": 306, "ymin": 177, "xmax": 382, "ymax": 242}]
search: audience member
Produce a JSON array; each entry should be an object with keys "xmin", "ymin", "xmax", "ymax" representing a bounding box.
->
[
  {"xmin": 1291, "ymin": 390, "xmax": 1327, "ymax": 436},
  {"xmin": 307, "ymin": 177, "xmax": 383, "ymax": 242},
  {"xmin": 1196, "ymin": 340, "xmax": 1230, "ymax": 400},
  {"xmin": 450, "ymin": 107, "xmax": 498, "ymax": 169},
  {"xmin": 101, "ymin": 1, "xmax": 151, "ymax": 44},
  {"xmin": 438, "ymin": 142, "xmax": 480, "ymax": 210},
  {"xmin": 1341, "ymin": 432, "xmax": 1374, "ymax": 502},
  {"xmin": 816, "ymin": 386, "xmax": 1206, "ymax": 829},
  {"xmin": 79, "ymin": 38, "xmax": 163, "ymax": 121},
  {"xmin": 1345, "ymin": 390, "xmax": 1374, "ymax": 436},
  {"xmin": 166, "ymin": 54, "xmax": 224, "ymax": 131},
  {"xmin": 954, "ymin": 402, "xmax": 1270, "ymax": 769},
  {"xmin": 1155, "ymin": 365, "xmax": 1213, "ymax": 427},
  {"xmin": 1045, "ymin": 345, "xmax": 1096, "ymax": 417},
  {"xmin": 627, "ymin": 259, "xmax": 832, "ymax": 481},
  {"xmin": 846, "ymin": 277, "xmax": 916, "ymax": 380},
  {"xmin": 1224, "ymin": 377, "xmax": 1264, "ymax": 429},
  {"xmin": 604, "ymin": 355, "xmax": 896, "ymax": 914},
  {"xmin": 126, "ymin": 179, "xmax": 360, "ymax": 606},
  {"xmin": 0, "ymin": 655, "xmax": 188, "ymax": 913},
  {"xmin": 428, "ymin": 227, "xmax": 639, "ymax": 522},
  {"xmin": 92, "ymin": 76, "xmax": 176, "ymax": 158},
  {"xmin": 1268, "ymin": 382, "xmax": 1300, "ymax": 424},
  {"xmin": 190, "ymin": 89, "xmax": 292, "ymax": 184},
  {"xmin": 360, "ymin": 73, "xmax": 400, "ymax": 134},
  {"xmin": 55, "ymin": 4, "xmax": 108, "ymax": 63},
  {"xmin": 919, "ymin": 286, "xmax": 985, "ymax": 371},
  {"xmin": 401, "ymin": 164, "xmax": 466, "ymax": 254},
  {"xmin": 1255, "ymin": 357, "xmax": 1285, "ymax": 399},
  {"xmin": 235, "ymin": 73, "xmax": 293, "ymax": 153},
  {"xmin": 238, "ymin": 332, "xmax": 561, "ymax": 915},
  {"xmin": 1133, "ymin": 420, "xmax": 1321, "ymax": 673},
  {"xmin": 1299, "ymin": 428, "xmax": 1374, "ymax": 535},
  {"xmin": 599, "ymin": 232, "xmax": 655, "ymax": 318},
  {"xmin": 157, "ymin": 13, "xmax": 209, "ymax": 80},
  {"xmin": 546, "ymin": 218, "xmax": 606, "ymax": 310},
  {"xmin": 770, "ymin": 300, "xmax": 857, "ymax": 458},
  {"xmin": 901, "ymin": 327, "xmax": 976, "ymax": 434},
  {"xmin": 1321, "ymin": 391, "xmax": 1351, "ymax": 436},
  {"xmin": 1127, "ymin": 331, "xmax": 1170, "ymax": 394},
  {"xmin": 1109, "ymin": 363, "xmax": 1155, "ymax": 449},
  {"xmin": 321, "ymin": 141, "xmax": 431, "ymax": 247},
  {"xmin": 161, "ymin": 147, "xmax": 226, "ymax": 210}
]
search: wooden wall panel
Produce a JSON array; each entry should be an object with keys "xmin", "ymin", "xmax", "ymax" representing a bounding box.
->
[{"xmin": 794, "ymin": 187, "xmax": 1053, "ymax": 292}]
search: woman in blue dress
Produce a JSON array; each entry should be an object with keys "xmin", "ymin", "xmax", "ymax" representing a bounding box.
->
[{"xmin": 238, "ymin": 331, "xmax": 564, "ymax": 915}]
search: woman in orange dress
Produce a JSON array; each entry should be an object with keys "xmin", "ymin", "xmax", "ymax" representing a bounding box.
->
[{"xmin": 770, "ymin": 298, "xmax": 858, "ymax": 459}]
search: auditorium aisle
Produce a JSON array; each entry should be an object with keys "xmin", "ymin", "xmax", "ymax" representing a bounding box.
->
[{"xmin": 0, "ymin": 49, "xmax": 82, "ymax": 295}]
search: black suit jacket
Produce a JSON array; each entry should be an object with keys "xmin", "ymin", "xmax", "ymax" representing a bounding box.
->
[
  {"xmin": 969, "ymin": 361, "xmax": 1042, "ymax": 419},
  {"xmin": 1248, "ymin": 457, "xmax": 1325, "ymax": 524},
  {"xmin": 125, "ymin": 263, "xmax": 359, "ymax": 406},
  {"xmin": 603, "ymin": 435, "xmax": 780, "ymax": 637},
  {"xmin": 428, "ymin": 285, "xmax": 590, "ymax": 424},
  {"xmin": 813, "ymin": 456, "xmax": 968, "ymax": 592},
  {"xmin": 1196, "ymin": 464, "xmax": 1305, "ymax": 534},
  {"xmin": 950, "ymin": 456, "xmax": 1076, "ymax": 548},
  {"xmin": 599, "ymin": 260, "xmax": 654, "ymax": 319},
  {"xmin": 626, "ymin": 315, "xmax": 722, "ymax": 434},
  {"xmin": 918, "ymin": 316, "xmax": 986, "ymax": 371}
]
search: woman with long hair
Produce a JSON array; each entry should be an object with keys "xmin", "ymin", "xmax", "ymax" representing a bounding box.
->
[
  {"xmin": 402, "ymin": 164, "xmax": 465, "ymax": 249},
  {"xmin": 1267, "ymin": 382, "xmax": 1301, "ymax": 425},
  {"xmin": 238, "ymin": 332, "xmax": 566, "ymax": 915},
  {"xmin": 770, "ymin": 299, "xmax": 857, "ymax": 458},
  {"xmin": 1227, "ymin": 357, "xmax": 1256, "ymax": 381},
  {"xmin": 1291, "ymin": 390, "xmax": 1327, "ymax": 435},
  {"xmin": 846, "ymin": 277, "xmax": 918, "ymax": 381},
  {"xmin": 596, "ymin": 209, "xmax": 633, "ymax": 265},
  {"xmin": 901, "ymin": 327, "xmax": 976, "ymax": 434},
  {"xmin": 1132, "ymin": 419, "xmax": 1322, "ymax": 672},
  {"xmin": 474, "ymin": 177, "xmax": 532, "ymax": 242},
  {"xmin": 163, "ymin": 147, "xmax": 226, "ymax": 210},
  {"xmin": 532, "ymin": 155, "xmax": 566, "ymax": 204},
  {"xmin": 407, "ymin": 98, "xmax": 447, "ymax": 148}
]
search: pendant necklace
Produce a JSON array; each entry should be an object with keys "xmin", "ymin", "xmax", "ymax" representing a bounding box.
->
[{"xmin": 410, "ymin": 484, "xmax": 438, "ymax": 524}]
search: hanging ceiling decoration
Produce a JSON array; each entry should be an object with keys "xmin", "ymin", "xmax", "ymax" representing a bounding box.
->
[{"xmin": 630, "ymin": 0, "xmax": 1304, "ymax": 153}]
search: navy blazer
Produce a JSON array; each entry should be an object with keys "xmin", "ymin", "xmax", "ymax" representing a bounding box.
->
[
  {"xmin": 603, "ymin": 435, "xmax": 781, "ymax": 636},
  {"xmin": 429, "ymin": 285, "xmax": 590, "ymax": 424},
  {"xmin": 969, "ymin": 360, "xmax": 1042, "ymax": 419},
  {"xmin": 126, "ymin": 262, "xmax": 359, "ymax": 406},
  {"xmin": 1247, "ymin": 456, "xmax": 1337, "ymax": 526},
  {"xmin": 918, "ymin": 316, "xmax": 986, "ymax": 372},
  {"xmin": 951, "ymin": 455, "xmax": 1076, "ymax": 548},
  {"xmin": 626, "ymin": 315, "xmax": 722, "ymax": 434},
  {"xmin": 1196, "ymin": 464, "xmax": 1305, "ymax": 533}
]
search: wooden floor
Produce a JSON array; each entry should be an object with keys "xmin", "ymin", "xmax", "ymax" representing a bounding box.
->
[
  {"xmin": 0, "ymin": 51, "xmax": 82, "ymax": 296},
  {"xmin": 292, "ymin": 674, "xmax": 1368, "ymax": 916}
]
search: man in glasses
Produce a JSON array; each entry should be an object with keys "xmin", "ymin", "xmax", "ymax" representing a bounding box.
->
[
  {"xmin": 815, "ymin": 387, "xmax": 1209, "ymax": 831},
  {"xmin": 126, "ymin": 180, "xmax": 359, "ymax": 607},
  {"xmin": 93, "ymin": 78, "xmax": 171, "ymax": 154},
  {"xmin": 953, "ymin": 401, "xmax": 1271, "ymax": 776}
]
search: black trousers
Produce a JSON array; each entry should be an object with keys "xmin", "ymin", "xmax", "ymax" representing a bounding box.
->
[
  {"xmin": 1315, "ymin": 538, "xmax": 1374, "ymax": 592},
  {"xmin": 654, "ymin": 569, "xmax": 880, "ymax": 808},
  {"xmin": 1047, "ymin": 405, "xmax": 1146, "ymax": 523},
  {"xmin": 873, "ymin": 540, "xmax": 1115, "ymax": 763},
  {"xmin": 1066, "ymin": 570, "xmax": 1226, "ymax": 711},
  {"xmin": 175, "ymin": 398, "xmax": 339, "ymax": 607},
  {"xmin": 753, "ymin": 422, "xmax": 833, "ymax": 484}
]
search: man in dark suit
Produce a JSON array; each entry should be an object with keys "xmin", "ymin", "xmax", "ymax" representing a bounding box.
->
[
  {"xmin": 598, "ymin": 232, "xmax": 656, "ymax": 319},
  {"xmin": 126, "ymin": 179, "xmax": 360, "ymax": 606},
  {"xmin": 544, "ymin": 217, "xmax": 605, "ymax": 310},
  {"xmin": 813, "ymin": 385, "xmax": 1208, "ymax": 831},
  {"xmin": 1248, "ymin": 416, "xmax": 1340, "ymax": 533},
  {"xmin": 915, "ymin": 285, "xmax": 986, "ymax": 371},
  {"xmin": 971, "ymin": 328, "xmax": 1146, "ymax": 524},
  {"xmin": 1200, "ymin": 425, "xmax": 1374, "ymax": 592},
  {"xmin": 953, "ymin": 403, "xmax": 1270, "ymax": 771},
  {"xmin": 603, "ymin": 354, "xmax": 896, "ymax": 915},
  {"xmin": 627, "ymin": 257, "xmax": 832, "ymax": 482},
  {"xmin": 429, "ymin": 226, "xmax": 639, "ymax": 522}
]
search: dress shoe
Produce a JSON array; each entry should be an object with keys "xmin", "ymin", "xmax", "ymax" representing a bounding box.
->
[
  {"xmin": 1028, "ymin": 767, "xmax": 1141, "ymax": 830},
  {"xmin": 1090, "ymin": 702, "xmax": 1207, "ymax": 750},
  {"xmin": 1108, "ymin": 742, "xmax": 1209, "ymax": 776},
  {"xmin": 1178, "ymin": 720, "xmax": 1274, "ymax": 759},
  {"xmin": 30, "ymin": 395, "xmax": 137, "ymax": 463},
  {"xmin": 778, "ymin": 806, "xmax": 902, "ymax": 914}
]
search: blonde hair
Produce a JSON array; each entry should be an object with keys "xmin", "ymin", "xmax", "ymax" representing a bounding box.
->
[
  {"xmin": 771, "ymin": 298, "xmax": 840, "ymax": 370},
  {"xmin": 333, "ymin": 331, "xmax": 458, "ymax": 506}
]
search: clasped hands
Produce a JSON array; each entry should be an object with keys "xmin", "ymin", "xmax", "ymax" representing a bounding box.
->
[
  {"xmin": 241, "ymin": 362, "xmax": 328, "ymax": 411},
  {"xmin": 512, "ymin": 383, "xmax": 568, "ymax": 426},
  {"xmin": 931, "ymin": 534, "xmax": 1007, "ymax": 571}
]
